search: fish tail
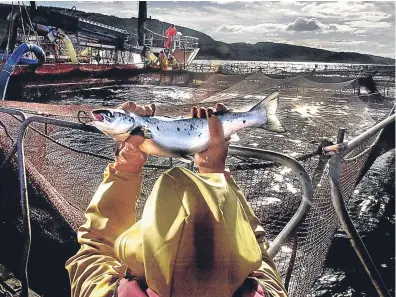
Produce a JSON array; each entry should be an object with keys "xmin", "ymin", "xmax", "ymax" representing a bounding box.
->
[{"xmin": 249, "ymin": 90, "xmax": 286, "ymax": 133}]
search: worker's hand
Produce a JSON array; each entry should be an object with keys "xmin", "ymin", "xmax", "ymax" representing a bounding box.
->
[
  {"xmin": 193, "ymin": 103, "xmax": 230, "ymax": 175},
  {"xmin": 113, "ymin": 102, "xmax": 156, "ymax": 174},
  {"xmin": 234, "ymin": 278, "xmax": 266, "ymax": 297},
  {"xmin": 117, "ymin": 278, "xmax": 159, "ymax": 297}
]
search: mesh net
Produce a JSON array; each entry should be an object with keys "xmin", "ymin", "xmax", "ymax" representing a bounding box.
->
[
  {"xmin": 0, "ymin": 72, "xmax": 393, "ymax": 297},
  {"xmin": 188, "ymin": 72, "xmax": 357, "ymax": 105}
]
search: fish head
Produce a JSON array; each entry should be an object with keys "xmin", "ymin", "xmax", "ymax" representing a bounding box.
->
[{"xmin": 91, "ymin": 108, "xmax": 136, "ymax": 141}]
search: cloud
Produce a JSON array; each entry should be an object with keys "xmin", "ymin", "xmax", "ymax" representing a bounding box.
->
[
  {"xmin": 286, "ymin": 17, "xmax": 324, "ymax": 31},
  {"xmin": 332, "ymin": 40, "xmax": 367, "ymax": 45},
  {"xmin": 217, "ymin": 23, "xmax": 286, "ymax": 34},
  {"xmin": 344, "ymin": 20, "xmax": 393, "ymax": 29}
]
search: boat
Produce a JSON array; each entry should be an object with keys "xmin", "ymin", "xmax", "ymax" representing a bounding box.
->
[{"xmin": 0, "ymin": 1, "xmax": 200, "ymax": 99}]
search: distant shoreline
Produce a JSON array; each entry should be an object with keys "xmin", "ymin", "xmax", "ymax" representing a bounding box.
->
[{"xmin": 193, "ymin": 59, "xmax": 396, "ymax": 66}]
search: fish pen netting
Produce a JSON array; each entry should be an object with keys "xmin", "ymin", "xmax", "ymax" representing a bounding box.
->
[
  {"xmin": 0, "ymin": 73, "xmax": 392, "ymax": 297},
  {"xmin": 188, "ymin": 72, "xmax": 358, "ymax": 105}
]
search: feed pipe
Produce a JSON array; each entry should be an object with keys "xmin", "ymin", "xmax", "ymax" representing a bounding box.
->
[
  {"xmin": 58, "ymin": 33, "xmax": 79, "ymax": 64},
  {"xmin": 0, "ymin": 54, "xmax": 41, "ymax": 65},
  {"xmin": 32, "ymin": 23, "xmax": 79, "ymax": 63},
  {"xmin": 0, "ymin": 43, "xmax": 45, "ymax": 100}
]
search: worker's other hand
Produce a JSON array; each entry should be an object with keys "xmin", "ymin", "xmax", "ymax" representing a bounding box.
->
[
  {"xmin": 113, "ymin": 102, "xmax": 156, "ymax": 174},
  {"xmin": 233, "ymin": 278, "xmax": 266, "ymax": 297},
  {"xmin": 117, "ymin": 278, "xmax": 159, "ymax": 297},
  {"xmin": 193, "ymin": 103, "xmax": 230, "ymax": 175}
]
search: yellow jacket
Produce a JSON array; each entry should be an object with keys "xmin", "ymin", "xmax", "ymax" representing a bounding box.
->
[{"xmin": 66, "ymin": 164, "xmax": 287, "ymax": 297}]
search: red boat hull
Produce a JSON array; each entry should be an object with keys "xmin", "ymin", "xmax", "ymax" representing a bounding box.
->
[{"xmin": 11, "ymin": 63, "xmax": 139, "ymax": 76}]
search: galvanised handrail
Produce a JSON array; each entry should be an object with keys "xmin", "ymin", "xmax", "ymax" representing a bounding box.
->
[
  {"xmin": 342, "ymin": 113, "xmax": 395, "ymax": 156},
  {"xmin": 326, "ymin": 114, "xmax": 395, "ymax": 297},
  {"xmin": 15, "ymin": 116, "xmax": 98, "ymax": 297},
  {"xmin": 329, "ymin": 155, "xmax": 391, "ymax": 297},
  {"xmin": 0, "ymin": 107, "xmax": 27, "ymax": 169}
]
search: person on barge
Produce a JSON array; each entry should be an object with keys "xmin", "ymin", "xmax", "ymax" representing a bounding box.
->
[{"xmin": 164, "ymin": 24, "xmax": 177, "ymax": 49}]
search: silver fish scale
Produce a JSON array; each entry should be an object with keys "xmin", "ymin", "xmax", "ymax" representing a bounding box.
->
[{"xmin": 133, "ymin": 111, "xmax": 265, "ymax": 155}]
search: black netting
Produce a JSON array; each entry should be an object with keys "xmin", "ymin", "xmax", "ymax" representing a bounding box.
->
[{"xmin": 0, "ymin": 72, "xmax": 393, "ymax": 297}]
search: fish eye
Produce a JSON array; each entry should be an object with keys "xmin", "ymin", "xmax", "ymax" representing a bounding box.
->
[{"xmin": 94, "ymin": 109, "xmax": 113, "ymax": 117}]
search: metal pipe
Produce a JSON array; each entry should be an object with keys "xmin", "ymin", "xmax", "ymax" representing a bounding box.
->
[
  {"xmin": 138, "ymin": 1, "xmax": 147, "ymax": 46},
  {"xmin": 0, "ymin": 108, "xmax": 27, "ymax": 169},
  {"xmin": 337, "ymin": 128, "xmax": 345, "ymax": 144},
  {"xmin": 13, "ymin": 115, "xmax": 99, "ymax": 297},
  {"xmin": 5, "ymin": 11, "xmax": 21, "ymax": 54},
  {"xmin": 229, "ymin": 145, "xmax": 313, "ymax": 258},
  {"xmin": 0, "ymin": 107, "xmax": 27, "ymax": 119},
  {"xmin": 30, "ymin": 2, "xmax": 37, "ymax": 18},
  {"xmin": 342, "ymin": 114, "xmax": 396, "ymax": 156},
  {"xmin": 328, "ymin": 155, "xmax": 391, "ymax": 297},
  {"xmin": 17, "ymin": 121, "xmax": 30, "ymax": 297}
]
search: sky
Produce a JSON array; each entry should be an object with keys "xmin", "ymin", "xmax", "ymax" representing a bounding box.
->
[{"xmin": 2, "ymin": 1, "xmax": 395, "ymax": 58}]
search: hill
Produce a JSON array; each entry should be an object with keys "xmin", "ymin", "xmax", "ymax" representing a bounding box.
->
[{"xmin": 0, "ymin": 3, "xmax": 394, "ymax": 65}]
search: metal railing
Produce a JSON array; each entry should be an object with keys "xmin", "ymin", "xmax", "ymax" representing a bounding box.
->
[
  {"xmin": 144, "ymin": 29, "xmax": 199, "ymax": 50},
  {"xmin": 327, "ymin": 112, "xmax": 395, "ymax": 297},
  {"xmin": 0, "ymin": 107, "xmax": 26, "ymax": 169}
]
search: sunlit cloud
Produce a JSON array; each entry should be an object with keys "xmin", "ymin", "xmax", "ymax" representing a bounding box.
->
[{"xmin": 286, "ymin": 17, "xmax": 324, "ymax": 31}]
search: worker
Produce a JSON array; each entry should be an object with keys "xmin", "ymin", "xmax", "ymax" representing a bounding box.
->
[
  {"xmin": 164, "ymin": 24, "xmax": 177, "ymax": 49},
  {"xmin": 158, "ymin": 50, "xmax": 168, "ymax": 71},
  {"xmin": 167, "ymin": 54, "xmax": 179, "ymax": 70},
  {"xmin": 66, "ymin": 102, "xmax": 288, "ymax": 297},
  {"xmin": 141, "ymin": 46, "xmax": 159, "ymax": 67}
]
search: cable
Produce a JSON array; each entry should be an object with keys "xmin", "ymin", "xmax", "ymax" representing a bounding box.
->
[
  {"xmin": 21, "ymin": 1, "xmax": 40, "ymax": 47},
  {"xmin": 19, "ymin": 2, "xmax": 27, "ymax": 43}
]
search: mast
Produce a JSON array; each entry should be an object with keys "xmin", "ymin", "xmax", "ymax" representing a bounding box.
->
[
  {"xmin": 30, "ymin": 1, "xmax": 37, "ymax": 18},
  {"xmin": 138, "ymin": 1, "xmax": 147, "ymax": 47}
]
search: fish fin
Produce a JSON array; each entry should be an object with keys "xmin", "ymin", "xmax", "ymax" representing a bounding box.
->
[
  {"xmin": 114, "ymin": 141, "xmax": 124, "ymax": 156},
  {"xmin": 130, "ymin": 127, "xmax": 153, "ymax": 139},
  {"xmin": 249, "ymin": 91, "xmax": 286, "ymax": 133},
  {"xmin": 229, "ymin": 133, "xmax": 240, "ymax": 142},
  {"xmin": 248, "ymin": 91, "xmax": 280, "ymax": 113},
  {"xmin": 260, "ymin": 115, "xmax": 286, "ymax": 133}
]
